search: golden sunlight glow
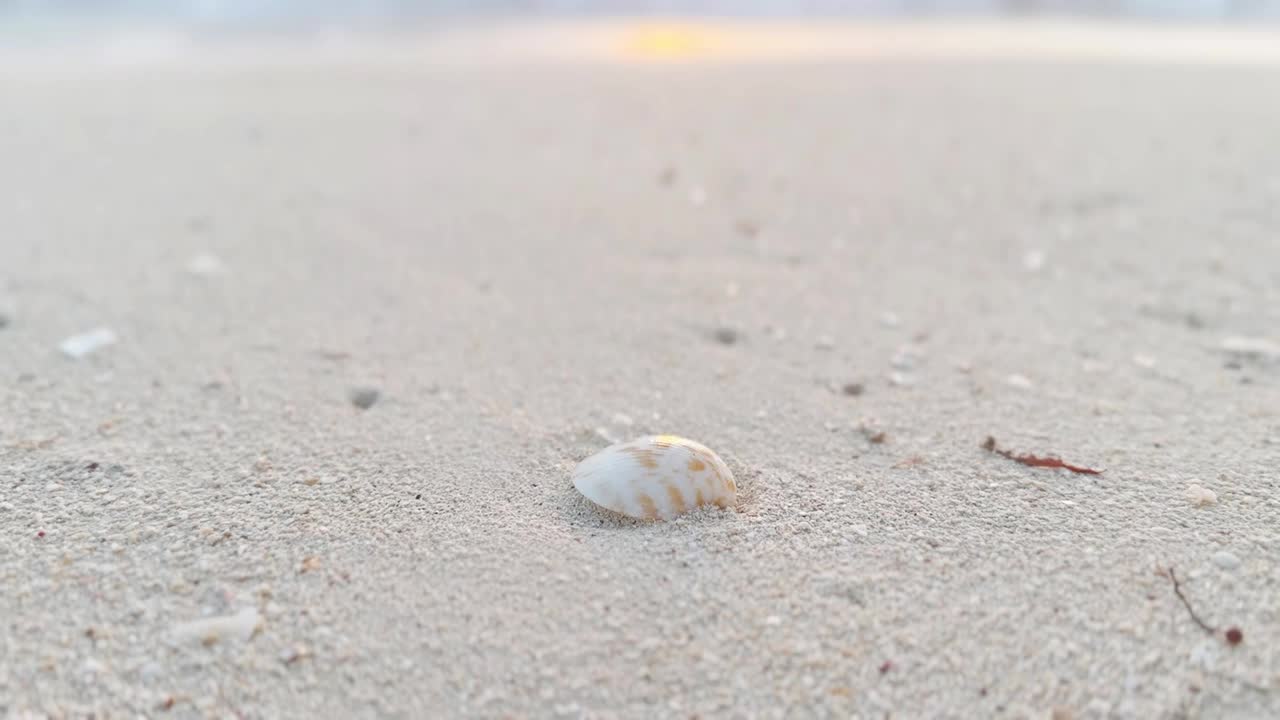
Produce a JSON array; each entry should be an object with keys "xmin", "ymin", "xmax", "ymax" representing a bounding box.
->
[{"xmin": 621, "ymin": 24, "xmax": 722, "ymax": 59}]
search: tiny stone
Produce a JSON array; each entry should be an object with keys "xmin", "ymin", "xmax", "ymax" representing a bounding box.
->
[
  {"xmin": 842, "ymin": 383, "xmax": 864, "ymax": 397},
  {"xmin": 712, "ymin": 327, "xmax": 739, "ymax": 345},
  {"xmin": 185, "ymin": 253, "xmax": 225, "ymax": 276},
  {"xmin": 1133, "ymin": 354, "xmax": 1157, "ymax": 369},
  {"xmin": 59, "ymin": 327, "xmax": 118, "ymax": 359},
  {"xmin": 879, "ymin": 311, "xmax": 901, "ymax": 328},
  {"xmin": 1085, "ymin": 700, "xmax": 1111, "ymax": 716},
  {"xmin": 610, "ymin": 413, "xmax": 634, "ymax": 427},
  {"xmin": 349, "ymin": 386, "xmax": 380, "ymax": 410},
  {"xmin": 764, "ymin": 615, "xmax": 783, "ymax": 626},
  {"xmin": 1211, "ymin": 551, "xmax": 1240, "ymax": 570},
  {"xmin": 688, "ymin": 185, "xmax": 707, "ymax": 207},
  {"xmin": 1006, "ymin": 374, "xmax": 1032, "ymax": 389},
  {"xmin": 279, "ymin": 645, "xmax": 310, "ymax": 665},
  {"xmin": 1081, "ymin": 359, "xmax": 1109, "ymax": 373},
  {"xmin": 1220, "ymin": 335, "xmax": 1280, "ymax": 360},
  {"xmin": 172, "ymin": 607, "xmax": 260, "ymax": 644},
  {"xmin": 138, "ymin": 660, "xmax": 164, "ymax": 684},
  {"xmin": 888, "ymin": 371, "xmax": 913, "ymax": 387},
  {"xmin": 1184, "ymin": 485, "xmax": 1217, "ymax": 507},
  {"xmin": 815, "ymin": 335, "xmax": 836, "ymax": 350},
  {"xmin": 890, "ymin": 346, "xmax": 922, "ymax": 370},
  {"xmin": 1024, "ymin": 250, "xmax": 1047, "ymax": 272}
]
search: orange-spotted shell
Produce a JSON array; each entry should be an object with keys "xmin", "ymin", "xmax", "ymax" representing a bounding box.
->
[{"xmin": 571, "ymin": 435, "xmax": 736, "ymax": 520}]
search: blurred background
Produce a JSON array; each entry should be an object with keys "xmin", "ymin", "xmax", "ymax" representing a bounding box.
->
[{"xmin": 3, "ymin": 0, "xmax": 1280, "ymax": 32}]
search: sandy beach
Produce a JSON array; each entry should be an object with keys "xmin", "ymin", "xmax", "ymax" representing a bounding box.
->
[{"xmin": 2, "ymin": 21, "xmax": 1278, "ymax": 719}]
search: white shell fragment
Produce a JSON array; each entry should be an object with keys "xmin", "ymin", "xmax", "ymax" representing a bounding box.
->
[
  {"xmin": 59, "ymin": 327, "xmax": 117, "ymax": 358},
  {"xmin": 172, "ymin": 607, "xmax": 261, "ymax": 644},
  {"xmin": 572, "ymin": 435, "xmax": 736, "ymax": 520}
]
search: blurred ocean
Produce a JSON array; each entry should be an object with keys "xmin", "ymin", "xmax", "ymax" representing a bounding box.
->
[
  {"xmin": 2, "ymin": 0, "xmax": 1277, "ymax": 51},
  {"xmin": 2, "ymin": 0, "xmax": 1279, "ymax": 22}
]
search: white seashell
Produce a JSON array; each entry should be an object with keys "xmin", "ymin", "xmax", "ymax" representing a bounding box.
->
[{"xmin": 572, "ymin": 435, "xmax": 736, "ymax": 520}]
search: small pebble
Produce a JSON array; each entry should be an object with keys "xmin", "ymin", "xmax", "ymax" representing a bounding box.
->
[
  {"xmin": 815, "ymin": 335, "xmax": 836, "ymax": 350},
  {"xmin": 764, "ymin": 615, "xmax": 783, "ymax": 626},
  {"xmin": 890, "ymin": 346, "xmax": 922, "ymax": 370},
  {"xmin": 1211, "ymin": 551, "xmax": 1240, "ymax": 570},
  {"xmin": 59, "ymin": 327, "xmax": 117, "ymax": 359},
  {"xmin": 688, "ymin": 185, "xmax": 707, "ymax": 207},
  {"xmin": 734, "ymin": 219, "xmax": 760, "ymax": 238},
  {"xmin": 842, "ymin": 383, "xmax": 864, "ymax": 397},
  {"xmin": 1085, "ymin": 700, "xmax": 1111, "ymax": 716},
  {"xmin": 185, "ymin": 253, "xmax": 225, "ymax": 276},
  {"xmin": 1081, "ymin": 359, "xmax": 1109, "ymax": 373},
  {"xmin": 888, "ymin": 372, "xmax": 913, "ymax": 387},
  {"xmin": 610, "ymin": 413, "xmax": 634, "ymax": 427},
  {"xmin": 712, "ymin": 327, "xmax": 739, "ymax": 345},
  {"xmin": 879, "ymin": 312, "xmax": 901, "ymax": 328},
  {"xmin": 1133, "ymin": 354, "xmax": 1156, "ymax": 369},
  {"xmin": 1006, "ymin": 373, "xmax": 1033, "ymax": 389},
  {"xmin": 172, "ymin": 607, "xmax": 260, "ymax": 644},
  {"xmin": 1184, "ymin": 484, "xmax": 1217, "ymax": 507},
  {"xmin": 349, "ymin": 386, "xmax": 380, "ymax": 410},
  {"xmin": 279, "ymin": 645, "xmax": 311, "ymax": 665},
  {"xmin": 138, "ymin": 660, "xmax": 164, "ymax": 684},
  {"xmin": 1220, "ymin": 335, "xmax": 1280, "ymax": 360},
  {"xmin": 1024, "ymin": 250, "xmax": 1047, "ymax": 272}
]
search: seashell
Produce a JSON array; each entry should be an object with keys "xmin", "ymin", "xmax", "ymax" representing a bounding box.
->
[{"xmin": 572, "ymin": 435, "xmax": 736, "ymax": 520}]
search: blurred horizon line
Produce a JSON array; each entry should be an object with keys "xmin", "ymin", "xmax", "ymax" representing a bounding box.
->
[{"xmin": 3, "ymin": 0, "xmax": 1280, "ymax": 25}]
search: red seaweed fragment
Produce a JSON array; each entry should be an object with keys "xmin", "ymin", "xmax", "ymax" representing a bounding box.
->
[
  {"xmin": 1164, "ymin": 567, "xmax": 1216, "ymax": 635},
  {"xmin": 1162, "ymin": 568, "xmax": 1245, "ymax": 646},
  {"xmin": 981, "ymin": 436, "xmax": 1102, "ymax": 475}
]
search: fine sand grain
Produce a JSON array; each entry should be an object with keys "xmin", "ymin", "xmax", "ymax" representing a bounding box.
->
[{"xmin": 1, "ymin": 22, "xmax": 1278, "ymax": 719}]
